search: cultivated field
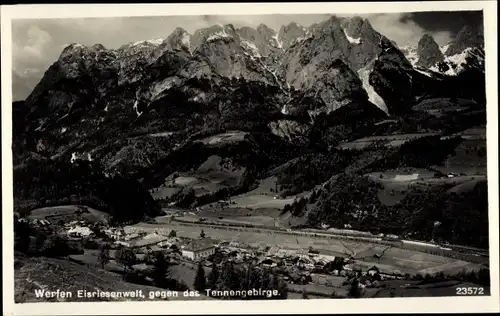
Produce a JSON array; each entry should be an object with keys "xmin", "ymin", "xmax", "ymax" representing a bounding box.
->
[
  {"xmin": 191, "ymin": 176, "xmax": 297, "ymax": 228},
  {"xmin": 240, "ymin": 176, "xmax": 279, "ymax": 197},
  {"xmin": 230, "ymin": 194, "xmax": 294, "ymax": 210},
  {"xmin": 365, "ymin": 169, "xmax": 487, "ymax": 205},
  {"xmin": 195, "ymin": 131, "xmax": 248, "ymax": 146},
  {"xmin": 27, "ymin": 205, "xmax": 109, "ymax": 224},
  {"xmin": 150, "ymin": 155, "xmax": 246, "ymax": 199},
  {"xmin": 150, "ymin": 187, "xmax": 181, "ymax": 200},
  {"xmin": 453, "ymin": 126, "xmax": 486, "ymax": 140},
  {"xmin": 412, "ymin": 97, "xmax": 478, "ymax": 111},
  {"xmin": 437, "ymin": 138, "xmax": 487, "ymax": 175},
  {"xmin": 337, "ymin": 133, "xmax": 439, "ymax": 150}
]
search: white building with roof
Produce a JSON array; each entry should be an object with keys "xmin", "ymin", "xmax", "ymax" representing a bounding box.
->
[
  {"xmin": 181, "ymin": 238, "xmax": 216, "ymax": 261},
  {"xmin": 67, "ymin": 226, "xmax": 93, "ymax": 238}
]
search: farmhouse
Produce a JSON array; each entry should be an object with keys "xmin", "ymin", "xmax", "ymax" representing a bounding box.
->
[
  {"xmin": 181, "ymin": 238, "xmax": 216, "ymax": 261},
  {"xmin": 67, "ymin": 226, "xmax": 93, "ymax": 238},
  {"xmin": 368, "ymin": 265, "xmax": 380, "ymax": 276},
  {"xmin": 103, "ymin": 228, "xmax": 125, "ymax": 240}
]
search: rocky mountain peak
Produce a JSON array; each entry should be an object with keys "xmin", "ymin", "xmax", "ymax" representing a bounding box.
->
[
  {"xmin": 368, "ymin": 44, "xmax": 415, "ymax": 114},
  {"xmin": 278, "ymin": 22, "xmax": 307, "ymax": 49},
  {"xmin": 53, "ymin": 42, "xmax": 117, "ymax": 81},
  {"xmin": 159, "ymin": 27, "xmax": 191, "ymax": 53},
  {"xmin": 284, "ymin": 57, "xmax": 374, "ymax": 118},
  {"xmin": 256, "ymin": 23, "xmax": 274, "ymax": 35},
  {"xmin": 20, "ymin": 15, "xmax": 481, "ymax": 147},
  {"xmin": 191, "ymin": 24, "xmax": 239, "ymax": 51},
  {"xmin": 59, "ymin": 43, "xmax": 107, "ymax": 60},
  {"xmin": 342, "ymin": 16, "xmax": 392, "ymax": 71},
  {"xmin": 416, "ymin": 33, "xmax": 444, "ymax": 68},
  {"xmin": 318, "ymin": 15, "xmax": 344, "ymax": 33},
  {"xmin": 446, "ymin": 24, "xmax": 484, "ymax": 56},
  {"xmin": 236, "ymin": 24, "xmax": 280, "ymax": 56},
  {"xmin": 115, "ymin": 39, "xmax": 163, "ymax": 59}
]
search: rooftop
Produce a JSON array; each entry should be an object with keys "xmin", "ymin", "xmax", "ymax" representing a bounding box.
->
[{"xmin": 183, "ymin": 238, "xmax": 216, "ymax": 252}]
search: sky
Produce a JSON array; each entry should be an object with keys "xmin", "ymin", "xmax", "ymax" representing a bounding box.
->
[{"xmin": 11, "ymin": 11, "xmax": 483, "ymax": 101}]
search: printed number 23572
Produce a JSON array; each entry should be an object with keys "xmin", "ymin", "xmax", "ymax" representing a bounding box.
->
[{"xmin": 456, "ymin": 287, "xmax": 484, "ymax": 295}]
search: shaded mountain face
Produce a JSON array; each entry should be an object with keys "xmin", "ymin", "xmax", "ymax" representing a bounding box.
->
[
  {"xmin": 277, "ymin": 22, "xmax": 307, "ymax": 50},
  {"xmin": 278, "ymin": 16, "xmax": 394, "ymax": 94},
  {"xmin": 416, "ymin": 33, "xmax": 444, "ymax": 68},
  {"xmin": 446, "ymin": 25, "xmax": 484, "ymax": 56},
  {"xmin": 283, "ymin": 58, "xmax": 371, "ymax": 117},
  {"xmin": 236, "ymin": 24, "xmax": 282, "ymax": 57},
  {"xmin": 14, "ymin": 15, "xmax": 483, "ymax": 169},
  {"xmin": 369, "ymin": 41, "xmax": 415, "ymax": 115},
  {"xmin": 341, "ymin": 17, "xmax": 389, "ymax": 70}
]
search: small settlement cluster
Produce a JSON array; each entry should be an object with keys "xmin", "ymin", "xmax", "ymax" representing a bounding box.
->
[{"xmin": 21, "ymin": 216, "xmax": 400, "ymax": 295}]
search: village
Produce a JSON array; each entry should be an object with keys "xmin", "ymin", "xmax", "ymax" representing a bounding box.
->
[{"xmin": 20, "ymin": 214, "xmax": 406, "ymax": 299}]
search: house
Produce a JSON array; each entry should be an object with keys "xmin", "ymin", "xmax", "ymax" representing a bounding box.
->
[
  {"xmin": 368, "ymin": 265, "xmax": 380, "ymax": 276},
  {"xmin": 67, "ymin": 226, "xmax": 94, "ymax": 238},
  {"xmin": 104, "ymin": 228, "xmax": 125, "ymax": 240},
  {"xmin": 124, "ymin": 233, "xmax": 141, "ymax": 241},
  {"xmin": 261, "ymin": 259, "xmax": 277, "ymax": 268},
  {"xmin": 181, "ymin": 238, "xmax": 216, "ymax": 261},
  {"xmin": 115, "ymin": 240, "xmax": 132, "ymax": 247}
]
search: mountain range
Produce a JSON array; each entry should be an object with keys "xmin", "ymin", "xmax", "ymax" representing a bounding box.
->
[{"xmin": 13, "ymin": 15, "xmax": 488, "ymax": 248}]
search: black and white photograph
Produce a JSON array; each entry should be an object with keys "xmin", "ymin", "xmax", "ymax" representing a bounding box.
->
[{"xmin": 2, "ymin": 2, "xmax": 499, "ymax": 315}]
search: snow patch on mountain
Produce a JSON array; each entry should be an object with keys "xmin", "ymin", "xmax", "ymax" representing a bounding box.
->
[
  {"xmin": 440, "ymin": 44, "xmax": 450, "ymax": 55},
  {"xmin": 132, "ymin": 39, "xmax": 163, "ymax": 46},
  {"xmin": 429, "ymin": 47, "xmax": 483, "ymax": 76},
  {"xmin": 281, "ymin": 104, "xmax": 289, "ymax": 115},
  {"xmin": 181, "ymin": 33, "xmax": 191, "ymax": 49},
  {"xmin": 207, "ymin": 26, "xmax": 233, "ymax": 42},
  {"xmin": 71, "ymin": 43, "xmax": 85, "ymax": 49},
  {"xmin": 295, "ymin": 33, "xmax": 313, "ymax": 44},
  {"xmin": 241, "ymin": 40, "xmax": 261, "ymax": 58},
  {"xmin": 272, "ymin": 33, "xmax": 283, "ymax": 49},
  {"xmin": 357, "ymin": 66, "xmax": 389, "ymax": 115},
  {"xmin": 150, "ymin": 77, "xmax": 182, "ymax": 101},
  {"xmin": 132, "ymin": 99, "xmax": 143, "ymax": 117},
  {"xmin": 414, "ymin": 67, "xmax": 435, "ymax": 78},
  {"xmin": 343, "ymin": 30, "xmax": 361, "ymax": 44},
  {"xmin": 207, "ymin": 31, "xmax": 232, "ymax": 42},
  {"xmin": 400, "ymin": 45, "xmax": 418, "ymax": 66}
]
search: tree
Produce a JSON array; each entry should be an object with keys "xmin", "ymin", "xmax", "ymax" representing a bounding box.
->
[
  {"xmin": 276, "ymin": 277, "xmax": 288, "ymax": 299},
  {"xmin": 39, "ymin": 234, "xmax": 74, "ymax": 257},
  {"xmin": 168, "ymin": 230, "xmax": 177, "ymax": 237},
  {"xmin": 348, "ymin": 278, "xmax": 362, "ymax": 298},
  {"xmin": 219, "ymin": 261, "xmax": 239, "ymax": 291},
  {"xmin": 207, "ymin": 264, "xmax": 219, "ymax": 290},
  {"xmin": 152, "ymin": 252, "xmax": 171, "ymax": 288},
  {"xmin": 301, "ymin": 290, "xmax": 309, "ymax": 299},
  {"xmin": 98, "ymin": 244, "xmax": 111, "ymax": 269},
  {"xmin": 115, "ymin": 247, "xmax": 136, "ymax": 276},
  {"xmin": 194, "ymin": 262, "xmax": 207, "ymax": 292}
]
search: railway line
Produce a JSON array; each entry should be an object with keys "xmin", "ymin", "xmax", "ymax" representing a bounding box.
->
[{"xmin": 162, "ymin": 217, "xmax": 488, "ymax": 264}]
